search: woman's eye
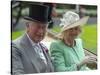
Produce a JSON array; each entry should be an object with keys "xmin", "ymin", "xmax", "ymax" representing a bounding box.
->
[{"xmin": 75, "ymin": 28, "xmax": 78, "ymax": 30}]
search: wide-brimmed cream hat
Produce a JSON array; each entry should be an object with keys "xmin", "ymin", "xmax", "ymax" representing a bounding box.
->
[{"xmin": 57, "ymin": 11, "xmax": 89, "ymax": 38}]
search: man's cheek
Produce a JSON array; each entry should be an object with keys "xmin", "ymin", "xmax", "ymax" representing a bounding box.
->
[{"xmin": 32, "ymin": 30, "xmax": 38, "ymax": 34}]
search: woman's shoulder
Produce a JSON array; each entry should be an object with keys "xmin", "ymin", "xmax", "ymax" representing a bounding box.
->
[
  {"xmin": 50, "ymin": 40, "xmax": 64, "ymax": 52},
  {"xmin": 75, "ymin": 38, "xmax": 82, "ymax": 42},
  {"xmin": 75, "ymin": 38, "xmax": 83, "ymax": 46},
  {"xmin": 50, "ymin": 40, "xmax": 64, "ymax": 50},
  {"xmin": 51, "ymin": 40, "xmax": 63, "ymax": 46}
]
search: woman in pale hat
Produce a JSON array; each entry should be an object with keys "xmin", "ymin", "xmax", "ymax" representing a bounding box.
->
[{"xmin": 50, "ymin": 11, "xmax": 97, "ymax": 71}]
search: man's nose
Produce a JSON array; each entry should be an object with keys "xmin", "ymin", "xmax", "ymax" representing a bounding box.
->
[{"xmin": 38, "ymin": 28, "xmax": 45, "ymax": 35}]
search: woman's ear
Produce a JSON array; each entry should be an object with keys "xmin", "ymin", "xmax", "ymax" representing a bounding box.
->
[{"xmin": 79, "ymin": 27, "xmax": 82, "ymax": 33}]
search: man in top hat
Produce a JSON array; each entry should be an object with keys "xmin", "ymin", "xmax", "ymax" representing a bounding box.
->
[{"xmin": 12, "ymin": 4, "xmax": 54, "ymax": 75}]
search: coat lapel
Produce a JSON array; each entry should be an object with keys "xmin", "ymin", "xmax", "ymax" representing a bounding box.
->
[
  {"xmin": 20, "ymin": 34, "xmax": 49, "ymax": 72},
  {"xmin": 39, "ymin": 43, "xmax": 54, "ymax": 72}
]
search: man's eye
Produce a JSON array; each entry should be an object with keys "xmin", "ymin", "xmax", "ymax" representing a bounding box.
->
[{"xmin": 69, "ymin": 29, "xmax": 73, "ymax": 31}]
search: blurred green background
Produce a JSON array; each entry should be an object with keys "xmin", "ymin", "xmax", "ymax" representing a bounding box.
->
[{"xmin": 12, "ymin": 24, "xmax": 97, "ymax": 54}]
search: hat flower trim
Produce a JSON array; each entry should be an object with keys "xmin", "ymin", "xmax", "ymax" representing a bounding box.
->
[{"xmin": 60, "ymin": 11, "xmax": 80, "ymax": 28}]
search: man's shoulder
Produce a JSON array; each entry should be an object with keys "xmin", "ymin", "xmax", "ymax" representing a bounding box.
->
[
  {"xmin": 12, "ymin": 35, "xmax": 24, "ymax": 49},
  {"xmin": 12, "ymin": 34, "xmax": 26, "ymax": 44}
]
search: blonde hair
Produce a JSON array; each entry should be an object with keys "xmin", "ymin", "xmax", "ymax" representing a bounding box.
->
[
  {"xmin": 58, "ymin": 30, "xmax": 69, "ymax": 40},
  {"xmin": 58, "ymin": 26, "xmax": 82, "ymax": 40}
]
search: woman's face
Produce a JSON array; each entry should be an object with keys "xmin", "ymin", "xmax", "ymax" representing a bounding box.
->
[{"xmin": 64, "ymin": 26, "xmax": 82, "ymax": 39}]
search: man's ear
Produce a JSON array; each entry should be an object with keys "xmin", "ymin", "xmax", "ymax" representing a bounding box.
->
[
  {"xmin": 26, "ymin": 22, "xmax": 30, "ymax": 28},
  {"xmin": 26, "ymin": 22, "xmax": 30, "ymax": 32}
]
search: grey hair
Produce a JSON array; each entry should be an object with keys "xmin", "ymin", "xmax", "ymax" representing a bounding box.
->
[{"xmin": 23, "ymin": 18, "xmax": 49, "ymax": 29}]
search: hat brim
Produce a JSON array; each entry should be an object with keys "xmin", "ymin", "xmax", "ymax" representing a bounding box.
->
[
  {"xmin": 62, "ymin": 16, "xmax": 89, "ymax": 32},
  {"xmin": 57, "ymin": 16, "xmax": 89, "ymax": 38},
  {"xmin": 24, "ymin": 16, "xmax": 49, "ymax": 24}
]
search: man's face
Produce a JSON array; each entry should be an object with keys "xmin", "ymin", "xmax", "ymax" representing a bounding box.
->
[{"xmin": 27, "ymin": 21, "xmax": 48, "ymax": 43}]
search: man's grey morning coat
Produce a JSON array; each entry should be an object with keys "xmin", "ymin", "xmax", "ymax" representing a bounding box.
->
[{"xmin": 12, "ymin": 34, "xmax": 54, "ymax": 75}]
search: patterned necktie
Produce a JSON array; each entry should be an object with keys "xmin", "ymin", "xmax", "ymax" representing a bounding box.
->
[{"xmin": 34, "ymin": 44, "xmax": 47, "ymax": 65}]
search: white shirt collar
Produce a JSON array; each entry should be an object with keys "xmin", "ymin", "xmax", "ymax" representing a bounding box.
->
[{"xmin": 26, "ymin": 33, "xmax": 47, "ymax": 65}]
